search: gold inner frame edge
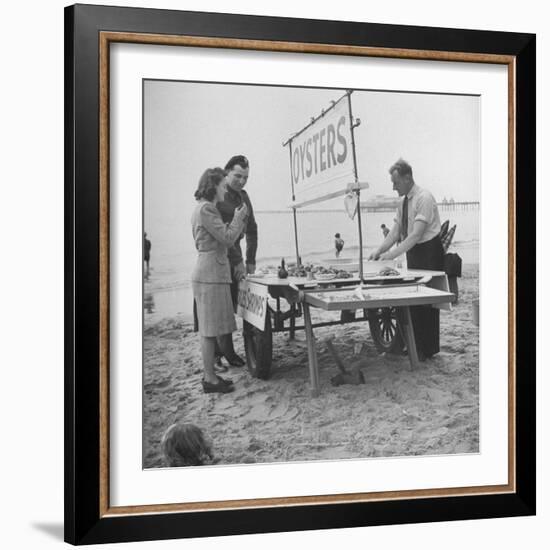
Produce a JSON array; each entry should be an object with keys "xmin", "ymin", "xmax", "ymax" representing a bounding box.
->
[{"xmin": 98, "ymin": 31, "xmax": 517, "ymax": 517}]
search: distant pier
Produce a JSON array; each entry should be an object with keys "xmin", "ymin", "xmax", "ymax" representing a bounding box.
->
[
  {"xmin": 361, "ymin": 201, "xmax": 479, "ymax": 213},
  {"xmin": 255, "ymin": 202, "xmax": 479, "ymax": 214},
  {"xmin": 437, "ymin": 201, "xmax": 479, "ymax": 211}
]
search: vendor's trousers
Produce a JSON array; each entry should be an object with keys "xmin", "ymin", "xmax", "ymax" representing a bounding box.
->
[{"xmin": 406, "ymin": 236, "xmax": 445, "ymax": 357}]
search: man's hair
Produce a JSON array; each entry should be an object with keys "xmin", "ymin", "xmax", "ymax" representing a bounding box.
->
[
  {"xmin": 389, "ymin": 158, "xmax": 413, "ymax": 178},
  {"xmin": 194, "ymin": 167, "xmax": 225, "ymax": 201},
  {"xmin": 224, "ymin": 155, "xmax": 249, "ymax": 171}
]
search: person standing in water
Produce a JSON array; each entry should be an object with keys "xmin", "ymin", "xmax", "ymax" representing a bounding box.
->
[
  {"xmin": 144, "ymin": 232, "xmax": 151, "ymax": 279},
  {"xmin": 334, "ymin": 233, "xmax": 345, "ymax": 257}
]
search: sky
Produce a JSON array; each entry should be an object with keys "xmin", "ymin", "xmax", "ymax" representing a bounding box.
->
[{"xmin": 144, "ymin": 80, "xmax": 480, "ymax": 236}]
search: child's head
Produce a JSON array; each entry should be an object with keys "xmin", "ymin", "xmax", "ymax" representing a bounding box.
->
[
  {"xmin": 334, "ymin": 233, "xmax": 341, "ymax": 238},
  {"xmin": 161, "ymin": 422, "xmax": 213, "ymax": 467}
]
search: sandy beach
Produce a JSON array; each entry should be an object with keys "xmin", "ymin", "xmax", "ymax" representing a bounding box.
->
[{"xmin": 143, "ymin": 264, "xmax": 479, "ymax": 468}]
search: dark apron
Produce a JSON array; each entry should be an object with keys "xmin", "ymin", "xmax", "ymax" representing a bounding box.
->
[{"xmin": 406, "ymin": 235, "xmax": 445, "ymax": 357}]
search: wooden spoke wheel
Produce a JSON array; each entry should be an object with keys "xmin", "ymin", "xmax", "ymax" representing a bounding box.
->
[
  {"xmin": 368, "ymin": 307, "xmax": 405, "ymax": 354},
  {"xmin": 243, "ymin": 312, "xmax": 273, "ymax": 380}
]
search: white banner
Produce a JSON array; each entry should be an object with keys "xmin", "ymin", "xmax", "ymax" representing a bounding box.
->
[
  {"xmin": 288, "ymin": 95, "xmax": 355, "ymax": 206},
  {"xmin": 237, "ymin": 280, "xmax": 269, "ymax": 330}
]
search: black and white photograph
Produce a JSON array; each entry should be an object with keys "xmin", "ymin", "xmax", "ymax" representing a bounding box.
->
[
  {"xmin": 142, "ymin": 80, "xmax": 480, "ymax": 469},
  {"xmin": 1, "ymin": 0, "xmax": 545, "ymax": 544}
]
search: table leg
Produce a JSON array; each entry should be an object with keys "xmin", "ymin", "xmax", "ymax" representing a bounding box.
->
[
  {"xmin": 303, "ymin": 302, "xmax": 320, "ymax": 397},
  {"xmin": 289, "ymin": 303, "xmax": 296, "ymax": 340},
  {"xmin": 402, "ymin": 306, "xmax": 419, "ymax": 370}
]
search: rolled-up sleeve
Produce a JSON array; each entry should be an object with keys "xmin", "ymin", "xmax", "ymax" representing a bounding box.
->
[{"xmin": 414, "ymin": 193, "xmax": 435, "ymax": 225}]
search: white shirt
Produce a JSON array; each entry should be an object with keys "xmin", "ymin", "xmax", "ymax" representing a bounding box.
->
[{"xmin": 395, "ymin": 184, "xmax": 441, "ymax": 244}]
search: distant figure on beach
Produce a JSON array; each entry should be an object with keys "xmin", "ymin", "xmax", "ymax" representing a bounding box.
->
[
  {"xmin": 161, "ymin": 422, "xmax": 213, "ymax": 467},
  {"xmin": 191, "ymin": 167, "xmax": 248, "ymax": 394},
  {"xmin": 144, "ymin": 232, "xmax": 151, "ymax": 279},
  {"xmin": 144, "ymin": 293, "xmax": 155, "ymax": 314},
  {"xmin": 368, "ymin": 158, "xmax": 443, "ymax": 359},
  {"xmin": 334, "ymin": 233, "xmax": 344, "ymax": 257},
  {"xmin": 215, "ymin": 155, "xmax": 258, "ymax": 368},
  {"xmin": 381, "ymin": 224, "xmax": 390, "ymax": 238}
]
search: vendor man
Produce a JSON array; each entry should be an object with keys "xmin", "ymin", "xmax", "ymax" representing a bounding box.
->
[
  {"xmin": 369, "ymin": 158, "xmax": 444, "ymax": 359},
  {"xmin": 215, "ymin": 155, "xmax": 258, "ymax": 366}
]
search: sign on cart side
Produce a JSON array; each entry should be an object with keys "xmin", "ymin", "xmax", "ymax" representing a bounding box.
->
[{"xmin": 237, "ymin": 281, "xmax": 269, "ymax": 330}]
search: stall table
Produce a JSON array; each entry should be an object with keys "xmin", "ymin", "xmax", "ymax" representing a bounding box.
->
[
  {"xmin": 239, "ymin": 270, "xmax": 454, "ymax": 395},
  {"xmin": 302, "ymin": 283, "xmax": 455, "ymax": 395}
]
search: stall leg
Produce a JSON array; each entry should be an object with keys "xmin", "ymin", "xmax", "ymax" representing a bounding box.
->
[
  {"xmin": 303, "ymin": 302, "xmax": 320, "ymax": 397},
  {"xmin": 274, "ymin": 297, "xmax": 283, "ymax": 330},
  {"xmin": 289, "ymin": 303, "xmax": 296, "ymax": 340},
  {"xmin": 402, "ymin": 306, "xmax": 419, "ymax": 370}
]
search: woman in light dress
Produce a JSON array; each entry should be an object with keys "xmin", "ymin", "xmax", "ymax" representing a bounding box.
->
[{"xmin": 191, "ymin": 167, "xmax": 248, "ymax": 394}]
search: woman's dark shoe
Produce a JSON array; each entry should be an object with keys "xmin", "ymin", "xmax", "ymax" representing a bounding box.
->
[
  {"xmin": 216, "ymin": 375, "xmax": 233, "ymax": 386},
  {"xmin": 202, "ymin": 379, "xmax": 235, "ymax": 394}
]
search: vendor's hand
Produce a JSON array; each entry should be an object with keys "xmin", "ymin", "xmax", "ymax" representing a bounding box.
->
[
  {"xmin": 233, "ymin": 262, "xmax": 246, "ymax": 281},
  {"xmin": 246, "ymin": 263, "xmax": 256, "ymax": 275},
  {"xmin": 368, "ymin": 250, "xmax": 380, "ymax": 261},
  {"xmin": 379, "ymin": 251, "xmax": 394, "ymax": 261}
]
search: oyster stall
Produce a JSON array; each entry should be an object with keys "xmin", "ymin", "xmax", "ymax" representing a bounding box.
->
[{"xmin": 237, "ymin": 91, "xmax": 454, "ymax": 395}]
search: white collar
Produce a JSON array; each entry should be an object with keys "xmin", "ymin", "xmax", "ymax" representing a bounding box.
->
[{"xmin": 405, "ymin": 183, "xmax": 418, "ymax": 200}]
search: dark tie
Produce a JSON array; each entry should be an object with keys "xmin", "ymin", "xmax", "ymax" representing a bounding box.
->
[{"xmin": 402, "ymin": 196, "xmax": 408, "ymax": 239}]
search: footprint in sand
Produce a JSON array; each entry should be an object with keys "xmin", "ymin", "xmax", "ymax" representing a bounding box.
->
[
  {"xmin": 240, "ymin": 392, "xmax": 270, "ymax": 406},
  {"xmin": 245, "ymin": 404, "xmax": 272, "ymax": 422},
  {"xmin": 212, "ymin": 399, "xmax": 237, "ymax": 413},
  {"xmin": 152, "ymin": 377, "xmax": 171, "ymax": 389},
  {"xmin": 268, "ymin": 398, "xmax": 290, "ymax": 419},
  {"xmin": 241, "ymin": 393, "xmax": 299, "ymax": 423}
]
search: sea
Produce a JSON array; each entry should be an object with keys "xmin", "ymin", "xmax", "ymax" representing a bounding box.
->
[{"xmin": 144, "ymin": 207, "xmax": 479, "ymax": 320}]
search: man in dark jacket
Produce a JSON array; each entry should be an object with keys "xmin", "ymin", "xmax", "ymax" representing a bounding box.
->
[{"xmin": 215, "ymin": 155, "xmax": 258, "ymax": 366}]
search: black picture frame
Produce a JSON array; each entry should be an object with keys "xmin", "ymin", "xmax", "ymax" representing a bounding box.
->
[{"xmin": 65, "ymin": 3, "xmax": 536, "ymax": 545}]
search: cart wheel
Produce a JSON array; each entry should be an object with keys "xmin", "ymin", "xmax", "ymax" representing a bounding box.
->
[
  {"xmin": 368, "ymin": 307, "xmax": 405, "ymax": 354},
  {"xmin": 243, "ymin": 313, "xmax": 273, "ymax": 380}
]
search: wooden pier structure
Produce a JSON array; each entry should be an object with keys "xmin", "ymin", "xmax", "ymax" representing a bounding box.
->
[
  {"xmin": 256, "ymin": 202, "xmax": 479, "ymax": 215},
  {"xmin": 360, "ymin": 201, "xmax": 479, "ymax": 213}
]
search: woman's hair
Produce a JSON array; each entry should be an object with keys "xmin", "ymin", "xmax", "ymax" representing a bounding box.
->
[
  {"xmin": 194, "ymin": 167, "xmax": 226, "ymax": 201},
  {"xmin": 161, "ymin": 422, "xmax": 213, "ymax": 467}
]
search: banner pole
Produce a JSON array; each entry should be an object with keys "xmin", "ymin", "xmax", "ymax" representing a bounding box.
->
[
  {"xmin": 287, "ymin": 141, "xmax": 301, "ymax": 266},
  {"xmin": 347, "ymin": 90, "xmax": 364, "ymax": 282}
]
